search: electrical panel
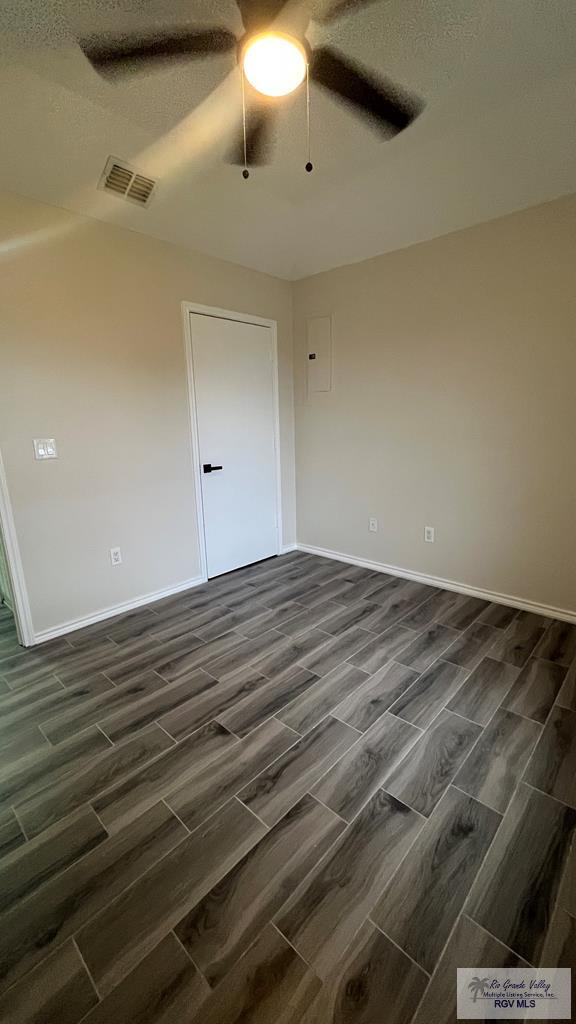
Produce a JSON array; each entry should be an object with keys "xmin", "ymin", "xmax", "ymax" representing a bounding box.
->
[{"xmin": 306, "ymin": 315, "xmax": 332, "ymax": 393}]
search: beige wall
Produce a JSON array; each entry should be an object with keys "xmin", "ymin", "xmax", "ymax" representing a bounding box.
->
[
  {"xmin": 0, "ymin": 191, "xmax": 295, "ymax": 635},
  {"xmin": 293, "ymin": 194, "xmax": 576, "ymax": 615},
  {"xmin": 2, "ymin": 189, "xmax": 575, "ymax": 638}
]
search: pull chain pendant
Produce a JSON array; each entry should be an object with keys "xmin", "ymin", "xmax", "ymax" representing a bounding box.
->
[
  {"xmin": 241, "ymin": 71, "xmax": 249, "ymax": 179},
  {"xmin": 305, "ymin": 62, "xmax": 313, "ymax": 173},
  {"xmin": 240, "ymin": 57, "xmax": 314, "ymax": 177}
]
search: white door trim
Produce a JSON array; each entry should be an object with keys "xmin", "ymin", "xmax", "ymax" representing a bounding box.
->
[
  {"xmin": 181, "ymin": 301, "xmax": 282, "ymax": 580},
  {"xmin": 0, "ymin": 447, "xmax": 35, "ymax": 646}
]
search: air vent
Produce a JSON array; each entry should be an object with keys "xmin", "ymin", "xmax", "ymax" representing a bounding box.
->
[{"xmin": 98, "ymin": 156, "xmax": 157, "ymax": 207}]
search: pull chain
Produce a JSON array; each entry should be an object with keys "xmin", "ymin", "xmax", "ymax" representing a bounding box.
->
[
  {"xmin": 241, "ymin": 71, "xmax": 249, "ymax": 180},
  {"xmin": 305, "ymin": 62, "xmax": 313, "ymax": 173}
]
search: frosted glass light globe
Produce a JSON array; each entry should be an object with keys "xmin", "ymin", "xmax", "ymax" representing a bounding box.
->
[{"xmin": 243, "ymin": 33, "xmax": 306, "ymax": 97}]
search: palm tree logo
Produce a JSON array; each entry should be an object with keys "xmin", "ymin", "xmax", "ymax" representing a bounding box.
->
[{"xmin": 468, "ymin": 977, "xmax": 491, "ymax": 1003}]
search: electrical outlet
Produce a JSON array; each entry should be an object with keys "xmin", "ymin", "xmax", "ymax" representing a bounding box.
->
[
  {"xmin": 424, "ymin": 526, "xmax": 435, "ymax": 543},
  {"xmin": 110, "ymin": 547, "xmax": 122, "ymax": 566},
  {"xmin": 369, "ymin": 517, "xmax": 378, "ymax": 533}
]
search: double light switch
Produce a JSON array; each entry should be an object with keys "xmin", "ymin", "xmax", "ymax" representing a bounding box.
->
[{"xmin": 33, "ymin": 439, "xmax": 58, "ymax": 460}]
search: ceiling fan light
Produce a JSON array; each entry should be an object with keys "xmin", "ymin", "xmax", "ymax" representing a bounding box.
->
[{"xmin": 243, "ymin": 33, "xmax": 306, "ymax": 97}]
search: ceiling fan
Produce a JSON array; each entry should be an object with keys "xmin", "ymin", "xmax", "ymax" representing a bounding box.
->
[{"xmin": 79, "ymin": 0, "xmax": 423, "ymax": 172}]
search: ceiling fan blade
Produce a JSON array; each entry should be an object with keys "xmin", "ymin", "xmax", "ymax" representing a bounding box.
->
[
  {"xmin": 235, "ymin": 0, "xmax": 292, "ymax": 32},
  {"xmin": 227, "ymin": 108, "xmax": 276, "ymax": 166},
  {"xmin": 80, "ymin": 28, "xmax": 237, "ymax": 77},
  {"xmin": 310, "ymin": 46, "xmax": 422, "ymax": 135}
]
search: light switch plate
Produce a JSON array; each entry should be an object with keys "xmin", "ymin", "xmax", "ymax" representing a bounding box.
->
[{"xmin": 33, "ymin": 439, "xmax": 58, "ymax": 460}]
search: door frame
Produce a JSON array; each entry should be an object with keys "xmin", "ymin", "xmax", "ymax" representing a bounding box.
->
[
  {"xmin": 181, "ymin": 301, "xmax": 282, "ymax": 581},
  {"xmin": 0, "ymin": 446, "xmax": 35, "ymax": 646}
]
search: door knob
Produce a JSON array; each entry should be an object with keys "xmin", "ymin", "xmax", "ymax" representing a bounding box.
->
[{"xmin": 203, "ymin": 463, "xmax": 223, "ymax": 473}]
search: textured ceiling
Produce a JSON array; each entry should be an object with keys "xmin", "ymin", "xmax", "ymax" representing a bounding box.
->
[{"xmin": 1, "ymin": 0, "xmax": 575, "ymax": 278}]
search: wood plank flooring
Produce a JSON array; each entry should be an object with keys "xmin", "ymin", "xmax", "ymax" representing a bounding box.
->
[{"xmin": 0, "ymin": 555, "xmax": 575, "ymax": 1022}]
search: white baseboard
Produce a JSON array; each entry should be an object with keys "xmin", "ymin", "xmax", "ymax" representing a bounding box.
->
[
  {"xmin": 297, "ymin": 542, "xmax": 576, "ymax": 625},
  {"xmin": 33, "ymin": 575, "xmax": 207, "ymax": 645},
  {"xmin": 32, "ymin": 541, "xmax": 575, "ymax": 645},
  {"xmin": 32, "ymin": 548, "xmax": 295, "ymax": 646}
]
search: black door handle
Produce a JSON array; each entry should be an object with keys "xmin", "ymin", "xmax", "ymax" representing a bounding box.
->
[{"xmin": 203, "ymin": 463, "xmax": 223, "ymax": 473}]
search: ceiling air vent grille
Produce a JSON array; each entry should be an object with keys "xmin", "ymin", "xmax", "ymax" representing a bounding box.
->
[{"xmin": 98, "ymin": 157, "xmax": 157, "ymax": 207}]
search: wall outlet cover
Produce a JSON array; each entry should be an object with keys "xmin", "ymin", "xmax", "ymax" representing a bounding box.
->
[
  {"xmin": 369, "ymin": 517, "xmax": 378, "ymax": 533},
  {"xmin": 424, "ymin": 526, "xmax": 435, "ymax": 543},
  {"xmin": 110, "ymin": 547, "xmax": 122, "ymax": 566}
]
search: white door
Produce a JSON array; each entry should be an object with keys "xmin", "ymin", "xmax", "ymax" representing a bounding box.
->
[{"xmin": 190, "ymin": 312, "xmax": 279, "ymax": 578}]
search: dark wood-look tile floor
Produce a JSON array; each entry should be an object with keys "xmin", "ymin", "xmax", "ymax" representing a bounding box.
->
[{"xmin": 0, "ymin": 559, "xmax": 575, "ymax": 1023}]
